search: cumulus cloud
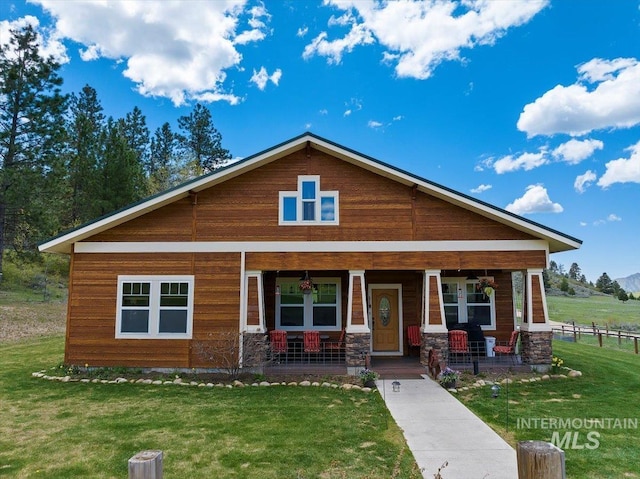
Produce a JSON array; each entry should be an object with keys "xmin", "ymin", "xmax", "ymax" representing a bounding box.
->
[
  {"xmin": 493, "ymin": 151, "xmax": 548, "ymax": 174},
  {"xmin": 471, "ymin": 184, "xmax": 492, "ymax": 194},
  {"xmin": 505, "ymin": 185, "xmax": 563, "ymax": 215},
  {"xmin": 552, "ymin": 138, "xmax": 604, "ymax": 164},
  {"xmin": 517, "ymin": 58, "xmax": 640, "ymax": 137},
  {"xmin": 32, "ymin": 0, "xmax": 272, "ymax": 106},
  {"xmin": 574, "ymin": 170, "xmax": 597, "ymax": 194},
  {"xmin": 250, "ymin": 66, "xmax": 282, "ymax": 90},
  {"xmin": 303, "ymin": 0, "xmax": 547, "ymax": 78},
  {"xmin": 597, "ymin": 140, "xmax": 640, "ymax": 188},
  {"xmin": 0, "ymin": 15, "xmax": 68, "ymax": 63}
]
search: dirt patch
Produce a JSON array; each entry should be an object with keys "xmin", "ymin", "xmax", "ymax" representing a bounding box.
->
[{"xmin": 0, "ymin": 302, "xmax": 66, "ymax": 342}]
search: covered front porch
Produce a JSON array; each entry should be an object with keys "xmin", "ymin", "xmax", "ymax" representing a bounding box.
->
[{"xmin": 241, "ymin": 266, "xmax": 553, "ymax": 374}]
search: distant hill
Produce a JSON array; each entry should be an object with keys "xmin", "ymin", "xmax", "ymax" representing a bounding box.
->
[{"xmin": 615, "ymin": 273, "xmax": 640, "ymax": 293}]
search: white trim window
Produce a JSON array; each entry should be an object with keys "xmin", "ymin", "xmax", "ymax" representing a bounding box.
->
[
  {"xmin": 116, "ymin": 276, "xmax": 194, "ymax": 339},
  {"xmin": 276, "ymin": 277, "xmax": 341, "ymax": 331},
  {"xmin": 441, "ymin": 277, "xmax": 496, "ymax": 330},
  {"xmin": 279, "ymin": 175, "xmax": 339, "ymax": 225}
]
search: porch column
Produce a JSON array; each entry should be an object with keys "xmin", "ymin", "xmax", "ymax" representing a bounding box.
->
[
  {"xmin": 420, "ymin": 270, "xmax": 449, "ymax": 366},
  {"xmin": 240, "ymin": 270, "xmax": 267, "ymax": 371},
  {"xmin": 520, "ymin": 268, "xmax": 552, "ymax": 371},
  {"xmin": 346, "ymin": 270, "xmax": 370, "ymax": 374}
]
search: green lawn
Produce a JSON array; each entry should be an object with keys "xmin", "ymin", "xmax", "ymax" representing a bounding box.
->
[
  {"xmin": 460, "ymin": 340, "xmax": 640, "ymax": 479},
  {"xmin": 547, "ymin": 295, "xmax": 640, "ymax": 328},
  {"xmin": 0, "ymin": 336, "xmax": 421, "ymax": 478}
]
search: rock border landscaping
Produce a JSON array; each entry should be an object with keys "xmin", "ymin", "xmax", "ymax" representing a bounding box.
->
[
  {"xmin": 446, "ymin": 367, "xmax": 583, "ymax": 394},
  {"xmin": 30, "ymin": 371, "xmax": 378, "ymax": 393}
]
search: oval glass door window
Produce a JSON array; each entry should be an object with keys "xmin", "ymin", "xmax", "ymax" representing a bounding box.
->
[{"xmin": 379, "ymin": 296, "xmax": 391, "ymax": 326}]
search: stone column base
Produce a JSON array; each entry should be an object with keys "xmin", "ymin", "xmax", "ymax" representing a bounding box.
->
[
  {"xmin": 521, "ymin": 330, "xmax": 552, "ymax": 371},
  {"xmin": 345, "ymin": 332, "xmax": 371, "ymax": 374},
  {"xmin": 420, "ymin": 333, "xmax": 449, "ymax": 366}
]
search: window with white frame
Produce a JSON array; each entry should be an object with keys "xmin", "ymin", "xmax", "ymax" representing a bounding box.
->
[
  {"xmin": 276, "ymin": 278, "xmax": 341, "ymax": 331},
  {"xmin": 441, "ymin": 278, "xmax": 495, "ymax": 330},
  {"xmin": 116, "ymin": 276, "xmax": 194, "ymax": 339},
  {"xmin": 279, "ymin": 175, "xmax": 339, "ymax": 225}
]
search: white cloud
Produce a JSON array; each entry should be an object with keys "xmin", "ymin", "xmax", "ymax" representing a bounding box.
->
[
  {"xmin": 32, "ymin": 0, "xmax": 272, "ymax": 106},
  {"xmin": 319, "ymin": 109, "xmax": 328, "ymax": 115},
  {"xmin": 552, "ymin": 138, "xmax": 603, "ymax": 164},
  {"xmin": 0, "ymin": 15, "xmax": 68, "ymax": 64},
  {"xmin": 470, "ymin": 184, "xmax": 492, "ymax": 194},
  {"xmin": 574, "ymin": 170, "xmax": 597, "ymax": 194},
  {"xmin": 505, "ymin": 184, "xmax": 563, "ymax": 215},
  {"xmin": 250, "ymin": 66, "xmax": 282, "ymax": 90},
  {"xmin": 517, "ymin": 58, "xmax": 640, "ymax": 137},
  {"xmin": 607, "ymin": 214, "xmax": 622, "ymax": 222},
  {"xmin": 493, "ymin": 151, "xmax": 548, "ymax": 174},
  {"xmin": 297, "ymin": 26, "xmax": 308, "ymax": 37},
  {"xmin": 597, "ymin": 140, "xmax": 640, "ymax": 188},
  {"xmin": 368, "ymin": 120, "xmax": 383, "ymax": 129},
  {"xmin": 392, "ymin": 115, "xmax": 404, "ymax": 121},
  {"xmin": 593, "ymin": 213, "xmax": 622, "ymax": 226},
  {"xmin": 344, "ymin": 109, "xmax": 352, "ymax": 117},
  {"xmin": 304, "ymin": 0, "xmax": 547, "ymax": 78}
]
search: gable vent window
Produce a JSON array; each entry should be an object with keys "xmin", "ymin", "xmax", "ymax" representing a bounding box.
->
[{"xmin": 279, "ymin": 175, "xmax": 339, "ymax": 225}]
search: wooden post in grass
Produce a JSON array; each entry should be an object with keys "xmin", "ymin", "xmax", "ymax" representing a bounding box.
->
[
  {"xmin": 598, "ymin": 333, "xmax": 603, "ymax": 348},
  {"xmin": 572, "ymin": 322, "xmax": 577, "ymax": 342},
  {"xmin": 635, "ymin": 337, "xmax": 638, "ymax": 355},
  {"xmin": 517, "ymin": 441, "xmax": 565, "ymax": 479},
  {"xmin": 129, "ymin": 450, "xmax": 163, "ymax": 479},
  {"xmin": 618, "ymin": 330, "xmax": 622, "ymax": 346}
]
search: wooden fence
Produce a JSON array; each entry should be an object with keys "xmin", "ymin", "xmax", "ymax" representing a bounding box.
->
[{"xmin": 552, "ymin": 321, "xmax": 639, "ymax": 354}]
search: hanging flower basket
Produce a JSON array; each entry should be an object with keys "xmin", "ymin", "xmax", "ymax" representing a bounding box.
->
[
  {"xmin": 476, "ymin": 278, "xmax": 498, "ymax": 297},
  {"xmin": 299, "ymin": 277, "xmax": 314, "ymax": 294}
]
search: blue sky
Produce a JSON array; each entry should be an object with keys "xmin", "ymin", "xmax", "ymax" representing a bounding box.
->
[{"xmin": 2, "ymin": 1, "xmax": 639, "ymax": 283}]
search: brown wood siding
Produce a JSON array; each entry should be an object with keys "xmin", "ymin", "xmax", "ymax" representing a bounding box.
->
[
  {"xmin": 84, "ymin": 148, "xmax": 539, "ymax": 245},
  {"xmin": 350, "ymin": 276, "xmax": 365, "ymax": 325},
  {"xmin": 247, "ymin": 250, "xmax": 546, "ymax": 271},
  {"xmin": 246, "ymin": 276, "xmax": 259, "ymax": 326},
  {"xmin": 531, "ymin": 274, "xmax": 546, "ymax": 323},
  {"xmin": 428, "ymin": 276, "xmax": 442, "ymax": 325},
  {"xmin": 492, "ymin": 271, "xmax": 516, "ymax": 341},
  {"xmin": 65, "ymin": 252, "xmax": 242, "ymax": 367}
]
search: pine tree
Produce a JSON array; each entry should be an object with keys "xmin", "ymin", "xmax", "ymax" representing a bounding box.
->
[
  {"xmin": 595, "ymin": 273, "xmax": 614, "ymax": 294},
  {"xmin": 568, "ymin": 262, "xmax": 581, "ymax": 280},
  {"xmin": 148, "ymin": 122, "xmax": 177, "ymax": 193},
  {"xmin": 177, "ymin": 103, "xmax": 231, "ymax": 173},
  {"xmin": 0, "ymin": 24, "xmax": 67, "ymax": 271}
]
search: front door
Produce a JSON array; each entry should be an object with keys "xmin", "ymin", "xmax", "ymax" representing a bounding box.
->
[{"xmin": 370, "ymin": 285, "xmax": 402, "ymax": 354}]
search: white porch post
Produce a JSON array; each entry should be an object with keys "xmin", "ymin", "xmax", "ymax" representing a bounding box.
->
[
  {"xmin": 346, "ymin": 270, "xmax": 370, "ymax": 333},
  {"xmin": 422, "ymin": 269, "xmax": 448, "ymax": 333},
  {"xmin": 520, "ymin": 268, "xmax": 551, "ymax": 332},
  {"xmin": 241, "ymin": 270, "xmax": 266, "ymax": 333}
]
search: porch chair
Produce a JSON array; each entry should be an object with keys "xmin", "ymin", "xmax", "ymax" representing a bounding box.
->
[
  {"xmin": 324, "ymin": 328, "xmax": 345, "ymax": 362},
  {"xmin": 269, "ymin": 330, "xmax": 288, "ymax": 363},
  {"xmin": 493, "ymin": 330, "xmax": 519, "ymax": 364},
  {"xmin": 303, "ymin": 330, "xmax": 321, "ymax": 363},
  {"xmin": 406, "ymin": 325, "xmax": 421, "ymax": 357},
  {"xmin": 448, "ymin": 330, "xmax": 470, "ymax": 364}
]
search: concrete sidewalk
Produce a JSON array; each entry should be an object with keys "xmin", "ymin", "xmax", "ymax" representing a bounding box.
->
[{"xmin": 378, "ymin": 376, "xmax": 517, "ymax": 479}]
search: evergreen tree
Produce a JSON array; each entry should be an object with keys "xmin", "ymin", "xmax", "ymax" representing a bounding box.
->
[
  {"xmin": 0, "ymin": 25, "xmax": 67, "ymax": 271},
  {"xmin": 568, "ymin": 262, "xmax": 581, "ymax": 280},
  {"xmin": 595, "ymin": 273, "xmax": 614, "ymax": 294},
  {"xmin": 617, "ymin": 289, "xmax": 629, "ymax": 303},
  {"xmin": 122, "ymin": 106, "xmax": 149, "ymax": 177},
  {"xmin": 65, "ymin": 84, "xmax": 105, "ymax": 225},
  {"xmin": 560, "ymin": 277, "xmax": 569, "ymax": 292},
  {"xmin": 542, "ymin": 269, "xmax": 550, "ymax": 289},
  {"xmin": 549, "ymin": 260, "xmax": 558, "ymax": 273},
  {"xmin": 98, "ymin": 118, "xmax": 145, "ymax": 215},
  {"xmin": 177, "ymin": 103, "xmax": 230, "ymax": 173},
  {"xmin": 148, "ymin": 122, "xmax": 177, "ymax": 193}
]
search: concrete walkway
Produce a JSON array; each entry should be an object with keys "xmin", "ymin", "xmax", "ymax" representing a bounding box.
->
[{"xmin": 378, "ymin": 376, "xmax": 517, "ymax": 479}]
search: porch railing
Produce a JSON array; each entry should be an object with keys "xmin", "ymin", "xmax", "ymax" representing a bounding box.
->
[
  {"xmin": 446, "ymin": 339, "xmax": 521, "ymax": 366},
  {"xmin": 268, "ymin": 340, "xmax": 345, "ymax": 365}
]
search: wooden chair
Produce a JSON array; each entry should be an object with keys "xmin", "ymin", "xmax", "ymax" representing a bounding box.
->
[
  {"xmin": 448, "ymin": 330, "xmax": 469, "ymax": 363},
  {"xmin": 269, "ymin": 330, "xmax": 288, "ymax": 362},
  {"xmin": 303, "ymin": 331, "xmax": 321, "ymax": 362},
  {"xmin": 493, "ymin": 330, "xmax": 519, "ymax": 364},
  {"xmin": 324, "ymin": 328, "xmax": 345, "ymax": 361},
  {"xmin": 407, "ymin": 325, "xmax": 421, "ymax": 357}
]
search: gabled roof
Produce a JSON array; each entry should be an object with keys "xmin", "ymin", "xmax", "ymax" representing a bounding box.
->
[{"xmin": 39, "ymin": 132, "xmax": 582, "ymax": 254}]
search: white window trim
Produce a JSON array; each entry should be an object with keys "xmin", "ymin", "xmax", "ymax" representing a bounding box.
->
[
  {"xmin": 279, "ymin": 175, "xmax": 339, "ymax": 225},
  {"xmin": 275, "ymin": 277, "xmax": 342, "ymax": 331},
  {"xmin": 116, "ymin": 275, "xmax": 194, "ymax": 339},
  {"xmin": 441, "ymin": 277, "xmax": 496, "ymax": 331}
]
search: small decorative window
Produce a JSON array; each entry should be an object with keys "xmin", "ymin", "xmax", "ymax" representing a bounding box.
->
[
  {"xmin": 279, "ymin": 175, "xmax": 339, "ymax": 225},
  {"xmin": 116, "ymin": 276, "xmax": 194, "ymax": 339}
]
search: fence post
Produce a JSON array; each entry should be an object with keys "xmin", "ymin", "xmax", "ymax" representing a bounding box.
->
[
  {"xmin": 598, "ymin": 333, "xmax": 603, "ymax": 348},
  {"xmin": 517, "ymin": 441, "xmax": 565, "ymax": 479},
  {"xmin": 592, "ymin": 322, "xmax": 596, "ymax": 335},
  {"xmin": 618, "ymin": 331, "xmax": 622, "ymax": 346},
  {"xmin": 129, "ymin": 450, "xmax": 163, "ymax": 479},
  {"xmin": 635, "ymin": 337, "xmax": 638, "ymax": 355}
]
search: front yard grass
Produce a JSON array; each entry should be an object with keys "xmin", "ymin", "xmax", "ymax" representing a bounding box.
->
[
  {"xmin": 460, "ymin": 340, "xmax": 640, "ymax": 479},
  {"xmin": 0, "ymin": 336, "xmax": 421, "ymax": 478}
]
